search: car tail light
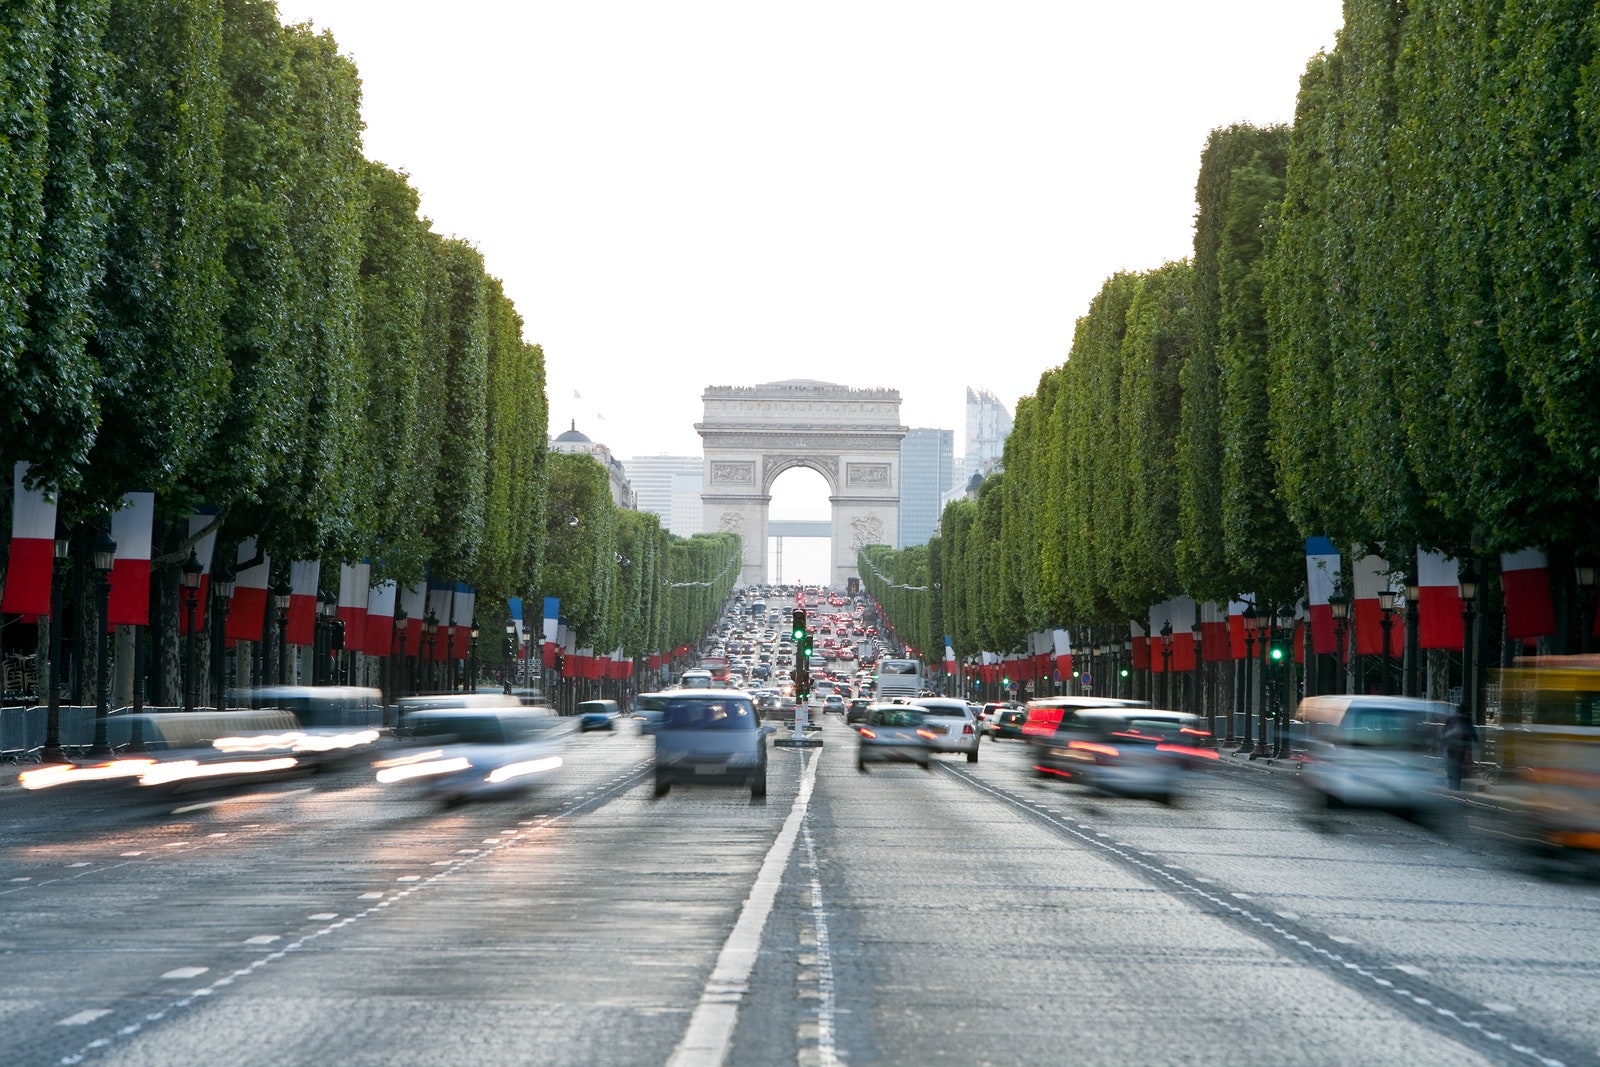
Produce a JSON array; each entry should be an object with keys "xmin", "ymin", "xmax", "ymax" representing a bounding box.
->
[
  {"xmin": 963, "ymin": 723, "xmax": 974, "ymax": 735},
  {"xmin": 859, "ymin": 728, "xmax": 877, "ymax": 739},
  {"xmin": 916, "ymin": 729, "xmax": 938, "ymax": 741},
  {"xmin": 1067, "ymin": 740, "xmax": 1120, "ymax": 760}
]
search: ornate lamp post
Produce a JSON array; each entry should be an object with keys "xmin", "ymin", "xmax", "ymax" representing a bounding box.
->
[
  {"xmin": 393, "ymin": 606, "xmax": 408, "ymax": 701},
  {"xmin": 210, "ymin": 561, "xmax": 235, "ymax": 706},
  {"xmin": 89, "ymin": 529, "xmax": 117, "ymax": 756},
  {"xmin": 1192, "ymin": 617, "xmax": 1207, "ymax": 737},
  {"xmin": 503, "ymin": 619, "xmax": 516, "ymax": 695},
  {"xmin": 1273, "ymin": 602, "xmax": 1296, "ymax": 758},
  {"xmin": 1159, "ymin": 620, "xmax": 1173, "ymax": 707},
  {"xmin": 272, "ymin": 578, "xmax": 292, "ymax": 686},
  {"xmin": 1377, "ymin": 587, "xmax": 1399, "ymax": 696},
  {"xmin": 1252, "ymin": 602, "xmax": 1273, "ymax": 757},
  {"xmin": 42, "ymin": 534, "xmax": 72, "ymax": 762},
  {"xmin": 181, "ymin": 549, "xmax": 203, "ymax": 711},
  {"xmin": 1403, "ymin": 566, "xmax": 1421, "ymax": 697},
  {"xmin": 1121, "ymin": 637, "xmax": 1132, "ymax": 700},
  {"xmin": 1329, "ymin": 591, "xmax": 1351, "ymax": 695},
  {"xmin": 1238, "ymin": 606, "xmax": 1258, "ymax": 755},
  {"xmin": 1576, "ymin": 558, "xmax": 1595, "ymax": 656},
  {"xmin": 1459, "ymin": 558, "xmax": 1481, "ymax": 728},
  {"xmin": 422, "ymin": 610, "xmax": 438, "ymax": 694}
]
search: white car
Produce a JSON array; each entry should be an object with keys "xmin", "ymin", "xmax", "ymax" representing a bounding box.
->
[
  {"xmin": 908, "ymin": 698, "xmax": 980, "ymax": 763},
  {"xmin": 376, "ymin": 707, "xmax": 567, "ymax": 808}
]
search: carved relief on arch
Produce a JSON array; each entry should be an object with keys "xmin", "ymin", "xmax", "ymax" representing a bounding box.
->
[{"xmin": 763, "ymin": 454, "xmax": 839, "ymax": 493}]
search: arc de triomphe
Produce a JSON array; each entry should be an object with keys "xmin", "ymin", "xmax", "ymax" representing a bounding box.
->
[{"xmin": 697, "ymin": 380, "xmax": 906, "ymax": 588}]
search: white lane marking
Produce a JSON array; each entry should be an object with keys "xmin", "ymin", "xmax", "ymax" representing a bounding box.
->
[
  {"xmin": 308, "ymin": 913, "xmax": 337, "ymax": 921},
  {"xmin": 57, "ymin": 1010, "xmax": 112, "ymax": 1026},
  {"xmin": 668, "ymin": 751, "xmax": 819, "ymax": 1067},
  {"xmin": 11, "ymin": 877, "xmax": 31, "ymax": 882},
  {"xmin": 161, "ymin": 967, "xmax": 209, "ymax": 980},
  {"xmin": 244, "ymin": 935, "xmax": 280, "ymax": 945},
  {"xmin": 1396, "ymin": 964, "xmax": 1431, "ymax": 978},
  {"xmin": 801, "ymin": 823, "xmax": 841, "ymax": 1067},
  {"xmin": 1485, "ymin": 1003, "xmax": 1519, "ymax": 1014},
  {"xmin": 119, "ymin": 852, "xmax": 143, "ymax": 857},
  {"xmin": 68, "ymin": 863, "xmax": 91, "ymax": 868},
  {"xmin": 358, "ymin": 892, "xmax": 384, "ymax": 900}
]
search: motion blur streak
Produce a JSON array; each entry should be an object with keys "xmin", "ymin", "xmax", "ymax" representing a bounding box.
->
[
  {"xmin": 375, "ymin": 757, "xmax": 472, "ymax": 783},
  {"xmin": 485, "ymin": 756, "xmax": 563, "ymax": 783},
  {"xmin": 213, "ymin": 729, "xmax": 381, "ymax": 754},
  {"xmin": 139, "ymin": 758, "xmax": 299, "ymax": 787},
  {"xmin": 18, "ymin": 760, "xmax": 156, "ymax": 790}
]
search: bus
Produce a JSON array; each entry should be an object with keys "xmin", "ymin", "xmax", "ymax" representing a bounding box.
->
[
  {"xmin": 1495, "ymin": 656, "xmax": 1600, "ymax": 856},
  {"xmin": 874, "ymin": 658, "xmax": 923, "ymax": 700}
]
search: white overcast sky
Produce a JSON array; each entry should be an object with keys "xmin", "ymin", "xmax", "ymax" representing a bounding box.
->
[{"xmin": 275, "ymin": 1, "xmax": 1346, "ymax": 579}]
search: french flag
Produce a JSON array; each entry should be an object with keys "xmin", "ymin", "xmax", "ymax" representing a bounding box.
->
[
  {"xmin": 945, "ymin": 636, "xmax": 957, "ymax": 676},
  {"xmin": 450, "ymin": 583, "xmax": 475, "ymax": 660},
  {"xmin": 426, "ymin": 585, "xmax": 454, "ymax": 661},
  {"xmin": 508, "ymin": 597, "xmax": 525, "ymax": 656},
  {"xmin": 107, "ymin": 492, "xmax": 156, "ymax": 627},
  {"xmin": 227, "ymin": 540, "xmax": 271, "ymax": 644},
  {"xmin": 339, "ymin": 562, "xmax": 371, "ymax": 654},
  {"xmin": 399, "ymin": 581, "xmax": 427, "ymax": 654},
  {"xmin": 1, "ymin": 462, "xmax": 57, "ymax": 617},
  {"xmin": 543, "ymin": 599, "xmax": 560, "ymax": 668},
  {"xmin": 559, "ymin": 624, "xmax": 575, "ymax": 676},
  {"xmin": 1052, "ymin": 629, "xmax": 1072, "ymax": 680},
  {"xmin": 1130, "ymin": 620, "xmax": 1149, "ymax": 671},
  {"xmin": 1305, "ymin": 538, "xmax": 1341, "ymax": 655},
  {"xmin": 1417, "ymin": 549, "xmax": 1465, "ymax": 649},
  {"xmin": 1148, "ymin": 602, "xmax": 1171, "ymax": 674},
  {"xmin": 1500, "ymin": 548, "xmax": 1555, "ymax": 641},
  {"xmin": 179, "ymin": 509, "xmax": 219, "ymax": 635},
  {"xmin": 1351, "ymin": 548, "xmax": 1402, "ymax": 656},
  {"xmin": 364, "ymin": 579, "xmax": 397, "ymax": 657},
  {"xmin": 1169, "ymin": 597, "xmax": 1197, "ymax": 671},
  {"xmin": 1201, "ymin": 601, "xmax": 1229, "ymax": 662},
  {"xmin": 286, "ymin": 560, "xmax": 320, "ymax": 646}
]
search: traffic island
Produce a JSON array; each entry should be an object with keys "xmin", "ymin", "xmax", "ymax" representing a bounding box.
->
[{"xmin": 774, "ymin": 706, "xmax": 823, "ymax": 748}]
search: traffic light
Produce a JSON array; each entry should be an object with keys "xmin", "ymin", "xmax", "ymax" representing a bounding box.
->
[
  {"xmin": 1119, "ymin": 667, "xmax": 1130, "ymax": 678},
  {"xmin": 1270, "ymin": 644, "xmax": 1284, "ymax": 662},
  {"xmin": 791, "ymin": 609, "xmax": 807, "ymax": 643}
]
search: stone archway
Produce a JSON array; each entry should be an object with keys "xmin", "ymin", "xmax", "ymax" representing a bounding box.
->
[{"xmin": 697, "ymin": 380, "xmax": 906, "ymax": 588}]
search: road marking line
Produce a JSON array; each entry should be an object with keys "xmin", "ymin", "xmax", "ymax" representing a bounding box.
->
[
  {"xmin": 669, "ymin": 751, "xmax": 819, "ymax": 1067},
  {"xmin": 161, "ymin": 967, "xmax": 208, "ymax": 980},
  {"xmin": 801, "ymin": 823, "xmax": 841, "ymax": 1067},
  {"xmin": 57, "ymin": 1010, "xmax": 112, "ymax": 1026},
  {"xmin": 308, "ymin": 913, "xmax": 337, "ymax": 921}
]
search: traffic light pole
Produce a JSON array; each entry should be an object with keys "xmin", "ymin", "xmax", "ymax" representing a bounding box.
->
[{"xmin": 778, "ymin": 607, "xmax": 821, "ymax": 748}]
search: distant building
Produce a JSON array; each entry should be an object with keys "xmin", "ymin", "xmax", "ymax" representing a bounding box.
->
[
  {"xmin": 623, "ymin": 455, "xmax": 704, "ymax": 537},
  {"xmin": 551, "ymin": 422, "xmax": 636, "ymax": 509},
  {"xmin": 898, "ymin": 428, "xmax": 954, "ymax": 548},
  {"xmin": 962, "ymin": 386, "xmax": 1013, "ymax": 484}
]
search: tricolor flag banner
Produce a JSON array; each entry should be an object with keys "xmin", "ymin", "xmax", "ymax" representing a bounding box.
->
[
  {"xmin": 1228, "ymin": 599, "xmax": 1252, "ymax": 660},
  {"xmin": 1130, "ymin": 620, "xmax": 1149, "ymax": 671},
  {"xmin": 1305, "ymin": 537, "xmax": 1341, "ymax": 655},
  {"xmin": 1417, "ymin": 549, "xmax": 1464, "ymax": 650},
  {"xmin": 399, "ymin": 581, "xmax": 427, "ymax": 652},
  {"xmin": 577, "ymin": 646, "xmax": 597, "ymax": 679},
  {"xmin": 508, "ymin": 596, "xmax": 524, "ymax": 649},
  {"xmin": 107, "ymin": 492, "xmax": 156, "ymax": 627},
  {"xmin": 543, "ymin": 597, "xmax": 560, "ymax": 668},
  {"xmin": 1032, "ymin": 631, "xmax": 1052, "ymax": 680},
  {"xmin": 286, "ymin": 560, "xmax": 320, "ymax": 646},
  {"xmin": 339, "ymin": 562, "xmax": 371, "ymax": 655},
  {"xmin": 426, "ymin": 584, "xmax": 454, "ymax": 661},
  {"xmin": 365, "ymin": 579, "xmax": 397, "ymax": 658},
  {"xmin": 1, "ymin": 462, "xmax": 58, "ymax": 617},
  {"xmin": 1170, "ymin": 597, "xmax": 1197, "ymax": 671},
  {"xmin": 1201, "ymin": 602, "xmax": 1229, "ymax": 662},
  {"xmin": 562, "ymin": 627, "xmax": 578, "ymax": 678},
  {"xmin": 179, "ymin": 509, "xmax": 219, "ymax": 635},
  {"xmin": 450, "ymin": 583, "xmax": 475, "ymax": 660},
  {"xmin": 1500, "ymin": 548, "xmax": 1556, "ymax": 641},
  {"xmin": 1052, "ymin": 628, "xmax": 1072, "ymax": 680},
  {"xmin": 227, "ymin": 540, "xmax": 271, "ymax": 644},
  {"xmin": 1351, "ymin": 547, "xmax": 1402, "ymax": 657},
  {"xmin": 944, "ymin": 636, "xmax": 957, "ymax": 675},
  {"xmin": 1148, "ymin": 601, "xmax": 1172, "ymax": 674}
]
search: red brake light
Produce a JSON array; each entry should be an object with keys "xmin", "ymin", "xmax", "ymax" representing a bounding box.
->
[
  {"xmin": 859, "ymin": 728, "xmax": 877, "ymax": 739},
  {"xmin": 1067, "ymin": 740, "xmax": 1120, "ymax": 758},
  {"xmin": 916, "ymin": 729, "xmax": 937, "ymax": 740},
  {"xmin": 963, "ymin": 724, "xmax": 974, "ymax": 735}
]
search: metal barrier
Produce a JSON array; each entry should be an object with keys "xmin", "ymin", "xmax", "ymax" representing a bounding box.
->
[{"xmin": 0, "ymin": 706, "xmax": 46, "ymax": 762}]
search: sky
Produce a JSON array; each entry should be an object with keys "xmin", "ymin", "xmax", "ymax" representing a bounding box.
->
[{"xmin": 274, "ymin": 0, "xmax": 1347, "ymax": 581}]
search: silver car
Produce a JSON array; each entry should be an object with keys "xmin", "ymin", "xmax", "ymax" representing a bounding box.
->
[
  {"xmin": 638, "ymin": 689, "xmax": 774, "ymax": 798},
  {"xmin": 376, "ymin": 707, "xmax": 567, "ymax": 808},
  {"xmin": 908, "ymin": 697, "xmax": 981, "ymax": 763},
  {"xmin": 856, "ymin": 704, "xmax": 934, "ymax": 770}
]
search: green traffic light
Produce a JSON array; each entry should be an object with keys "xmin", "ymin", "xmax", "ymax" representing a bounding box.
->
[
  {"xmin": 1120, "ymin": 667, "xmax": 1129, "ymax": 677},
  {"xmin": 1270, "ymin": 647, "xmax": 1284, "ymax": 661}
]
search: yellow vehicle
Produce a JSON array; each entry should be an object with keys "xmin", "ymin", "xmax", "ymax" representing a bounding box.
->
[{"xmin": 1495, "ymin": 656, "xmax": 1600, "ymax": 854}]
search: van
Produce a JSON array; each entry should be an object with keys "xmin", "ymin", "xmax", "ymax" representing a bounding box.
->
[
  {"xmin": 1294, "ymin": 695, "xmax": 1453, "ymax": 813},
  {"xmin": 680, "ymin": 669, "xmax": 713, "ymax": 688}
]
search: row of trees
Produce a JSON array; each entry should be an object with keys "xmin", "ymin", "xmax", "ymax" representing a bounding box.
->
[
  {"xmin": 866, "ymin": 1, "xmax": 1600, "ymax": 663},
  {"xmin": 0, "ymin": 1, "xmax": 734, "ymax": 686}
]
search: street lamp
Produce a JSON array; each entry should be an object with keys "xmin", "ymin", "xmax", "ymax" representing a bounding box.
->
[
  {"xmin": 273, "ymin": 578, "xmax": 292, "ymax": 686},
  {"xmin": 42, "ymin": 534, "xmax": 72, "ymax": 762},
  {"xmin": 210, "ymin": 561, "xmax": 235, "ymax": 706},
  {"xmin": 1121, "ymin": 637, "xmax": 1132, "ymax": 700},
  {"xmin": 181, "ymin": 549, "xmax": 203, "ymax": 711},
  {"xmin": 503, "ymin": 619, "xmax": 516, "ymax": 695},
  {"xmin": 422, "ymin": 610, "xmax": 438, "ymax": 694},
  {"xmin": 1252, "ymin": 602, "xmax": 1273, "ymax": 757},
  {"xmin": 1239, "ymin": 605, "xmax": 1258, "ymax": 755},
  {"xmin": 1576, "ymin": 558, "xmax": 1596, "ymax": 655},
  {"xmin": 1273, "ymin": 602, "xmax": 1295, "ymax": 758},
  {"xmin": 1377, "ymin": 587, "xmax": 1399, "ymax": 696},
  {"xmin": 315, "ymin": 592, "xmax": 336, "ymax": 685},
  {"xmin": 393, "ymin": 606, "xmax": 408, "ymax": 701},
  {"xmin": 1328, "ymin": 590, "xmax": 1351, "ymax": 695},
  {"xmin": 89, "ymin": 529, "xmax": 117, "ymax": 755},
  {"xmin": 1159, "ymin": 620, "xmax": 1173, "ymax": 707},
  {"xmin": 1403, "ymin": 566, "xmax": 1421, "ymax": 697},
  {"xmin": 1459, "ymin": 558, "xmax": 1481, "ymax": 728},
  {"xmin": 1191, "ymin": 615, "xmax": 1204, "ymax": 718}
]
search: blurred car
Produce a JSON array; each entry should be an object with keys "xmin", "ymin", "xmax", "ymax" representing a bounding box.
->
[
  {"xmin": 981, "ymin": 702, "xmax": 1028, "ymax": 740},
  {"xmin": 575, "ymin": 699, "xmax": 620, "ymax": 732},
  {"xmin": 1295, "ymin": 695, "xmax": 1452, "ymax": 815},
  {"xmin": 855, "ymin": 704, "xmax": 935, "ymax": 770},
  {"xmin": 1023, "ymin": 696, "xmax": 1148, "ymax": 779},
  {"xmin": 637, "ymin": 689, "xmax": 774, "ymax": 798},
  {"xmin": 823, "ymin": 694, "xmax": 846, "ymax": 715},
  {"xmin": 375, "ymin": 706, "xmax": 567, "ymax": 808},
  {"xmin": 1038, "ymin": 708, "xmax": 1215, "ymax": 803},
  {"xmin": 907, "ymin": 697, "xmax": 981, "ymax": 763},
  {"xmin": 846, "ymin": 698, "xmax": 873, "ymax": 725}
]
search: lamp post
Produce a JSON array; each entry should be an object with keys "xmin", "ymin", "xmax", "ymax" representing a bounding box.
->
[
  {"xmin": 1377, "ymin": 588, "xmax": 1399, "ymax": 696},
  {"xmin": 314, "ymin": 592, "xmax": 334, "ymax": 685},
  {"xmin": 1576, "ymin": 559, "xmax": 1596, "ymax": 656},
  {"xmin": 1329, "ymin": 591, "xmax": 1351, "ymax": 695},
  {"xmin": 503, "ymin": 619, "xmax": 516, "ymax": 695},
  {"xmin": 1252, "ymin": 602, "xmax": 1273, "ymax": 757},
  {"xmin": 1403, "ymin": 567, "xmax": 1421, "ymax": 698},
  {"xmin": 422, "ymin": 610, "xmax": 438, "ymax": 694},
  {"xmin": 1121, "ymin": 637, "xmax": 1132, "ymax": 700},
  {"xmin": 1238, "ymin": 607, "xmax": 1257, "ymax": 755},
  {"xmin": 393, "ymin": 606, "xmax": 408, "ymax": 701},
  {"xmin": 1192, "ymin": 617, "xmax": 1207, "ymax": 738},
  {"xmin": 210, "ymin": 562, "xmax": 235, "ymax": 706},
  {"xmin": 89, "ymin": 529, "xmax": 117, "ymax": 756},
  {"xmin": 1273, "ymin": 602, "xmax": 1295, "ymax": 758},
  {"xmin": 181, "ymin": 549, "xmax": 203, "ymax": 711},
  {"xmin": 1159, "ymin": 620, "xmax": 1173, "ymax": 707},
  {"xmin": 1459, "ymin": 558, "xmax": 1481, "ymax": 729},
  {"xmin": 42, "ymin": 535, "xmax": 72, "ymax": 762},
  {"xmin": 273, "ymin": 578, "xmax": 292, "ymax": 686}
]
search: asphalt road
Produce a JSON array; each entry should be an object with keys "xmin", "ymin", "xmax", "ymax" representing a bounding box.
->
[{"xmin": 2, "ymin": 717, "xmax": 1597, "ymax": 1067}]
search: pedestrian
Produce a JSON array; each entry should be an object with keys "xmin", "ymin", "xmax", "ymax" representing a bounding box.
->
[{"xmin": 1443, "ymin": 707, "xmax": 1477, "ymax": 790}]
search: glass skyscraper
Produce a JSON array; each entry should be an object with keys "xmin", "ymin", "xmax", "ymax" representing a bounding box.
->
[{"xmin": 898, "ymin": 428, "xmax": 954, "ymax": 548}]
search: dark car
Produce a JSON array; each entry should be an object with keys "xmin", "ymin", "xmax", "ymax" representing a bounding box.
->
[
  {"xmin": 855, "ymin": 704, "xmax": 934, "ymax": 771},
  {"xmin": 846, "ymin": 698, "xmax": 873, "ymax": 725},
  {"xmin": 981, "ymin": 702, "xmax": 1027, "ymax": 740},
  {"xmin": 637, "ymin": 689, "xmax": 774, "ymax": 798}
]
